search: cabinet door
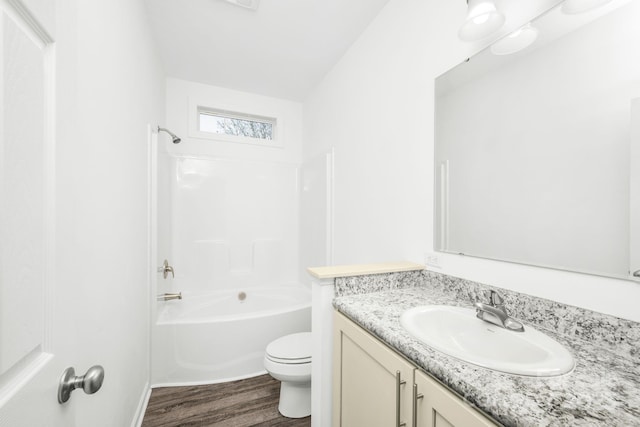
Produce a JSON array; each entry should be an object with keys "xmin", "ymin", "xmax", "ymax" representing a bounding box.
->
[
  {"xmin": 333, "ymin": 312, "xmax": 414, "ymax": 427},
  {"xmin": 413, "ymin": 369, "xmax": 497, "ymax": 427}
]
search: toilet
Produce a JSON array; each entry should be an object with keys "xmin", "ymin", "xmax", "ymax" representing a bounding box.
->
[{"xmin": 263, "ymin": 332, "xmax": 312, "ymax": 418}]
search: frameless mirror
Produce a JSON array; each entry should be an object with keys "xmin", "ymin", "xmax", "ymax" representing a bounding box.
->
[{"xmin": 435, "ymin": 0, "xmax": 640, "ymax": 280}]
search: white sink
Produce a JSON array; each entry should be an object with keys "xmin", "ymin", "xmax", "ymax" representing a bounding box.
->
[{"xmin": 400, "ymin": 305, "xmax": 575, "ymax": 377}]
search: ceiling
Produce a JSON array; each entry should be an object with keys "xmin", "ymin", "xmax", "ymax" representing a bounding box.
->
[{"xmin": 144, "ymin": 0, "xmax": 392, "ymax": 101}]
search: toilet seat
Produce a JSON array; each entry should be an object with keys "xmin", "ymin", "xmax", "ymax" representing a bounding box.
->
[
  {"xmin": 266, "ymin": 354, "xmax": 311, "ymax": 364},
  {"xmin": 265, "ymin": 332, "xmax": 311, "ymax": 365}
]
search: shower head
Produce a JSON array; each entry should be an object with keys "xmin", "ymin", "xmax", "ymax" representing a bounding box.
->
[{"xmin": 157, "ymin": 126, "xmax": 181, "ymax": 144}]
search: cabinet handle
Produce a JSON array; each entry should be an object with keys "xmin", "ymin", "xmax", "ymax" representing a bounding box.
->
[
  {"xmin": 396, "ymin": 371, "xmax": 407, "ymax": 427},
  {"xmin": 412, "ymin": 383, "xmax": 424, "ymax": 427}
]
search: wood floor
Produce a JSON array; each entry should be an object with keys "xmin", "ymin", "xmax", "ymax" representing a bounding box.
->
[{"xmin": 141, "ymin": 374, "xmax": 311, "ymax": 427}]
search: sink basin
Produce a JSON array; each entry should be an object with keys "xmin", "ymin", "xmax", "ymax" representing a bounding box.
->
[{"xmin": 400, "ymin": 305, "xmax": 574, "ymax": 377}]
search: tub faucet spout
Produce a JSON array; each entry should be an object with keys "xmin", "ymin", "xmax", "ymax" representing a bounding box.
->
[{"xmin": 158, "ymin": 292, "xmax": 182, "ymax": 301}]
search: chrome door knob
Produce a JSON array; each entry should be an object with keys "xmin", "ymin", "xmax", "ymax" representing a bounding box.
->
[{"xmin": 58, "ymin": 365, "xmax": 105, "ymax": 404}]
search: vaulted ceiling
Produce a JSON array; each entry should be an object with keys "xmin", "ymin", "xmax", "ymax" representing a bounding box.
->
[{"xmin": 144, "ymin": 0, "xmax": 392, "ymax": 101}]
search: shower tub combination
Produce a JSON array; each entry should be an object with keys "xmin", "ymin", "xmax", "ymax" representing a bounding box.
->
[
  {"xmin": 151, "ymin": 152, "xmax": 315, "ymax": 386},
  {"xmin": 152, "ymin": 285, "xmax": 311, "ymax": 386}
]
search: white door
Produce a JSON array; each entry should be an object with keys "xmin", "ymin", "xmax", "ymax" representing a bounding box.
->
[{"xmin": 0, "ymin": 0, "xmax": 73, "ymax": 425}]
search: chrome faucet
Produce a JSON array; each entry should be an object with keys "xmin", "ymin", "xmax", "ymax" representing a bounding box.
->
[
  {"xmin": 157, "ymin": 292, "xmax": 182, "ymax": 301},
  {"xmin": 474, "ymin": 290, "xmax": 524, "ymax": 332}
]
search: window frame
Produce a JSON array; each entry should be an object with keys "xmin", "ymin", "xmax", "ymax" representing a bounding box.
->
[{"xmin": 188, "ymin": 99, "xmax": 283, "ymax": 148}]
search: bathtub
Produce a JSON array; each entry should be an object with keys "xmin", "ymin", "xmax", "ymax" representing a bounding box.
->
[{"xmin": 151, "ymin": 285, "xmax": 311, "ymax": 386}]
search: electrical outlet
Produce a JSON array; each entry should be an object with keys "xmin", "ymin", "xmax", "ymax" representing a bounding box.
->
[{"xmin": 424, "ymin": 252, "xmax": 441, "ymax": 268}]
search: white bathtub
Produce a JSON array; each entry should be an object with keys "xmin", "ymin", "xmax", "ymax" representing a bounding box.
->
[{"xmin": 151, "ymin": 285, "xmax": 311, "ymax": 386}]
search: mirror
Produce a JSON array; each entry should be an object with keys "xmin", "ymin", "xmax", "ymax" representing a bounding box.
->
[{"xmin": 435, "ymin": 0, "xmax": 640, "ymax": 280}]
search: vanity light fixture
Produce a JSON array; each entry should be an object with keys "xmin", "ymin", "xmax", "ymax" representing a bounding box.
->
[
  {"xmin": 458, "ymin": 0, "xmax": 506, "ymax": 41},
  {"xmin": 561, "ymin": 0, "xmax": 614, "ymax": 14},
  {"xmin": 490, "ymin": 23, "xmax": 539, "ymax": 55}
]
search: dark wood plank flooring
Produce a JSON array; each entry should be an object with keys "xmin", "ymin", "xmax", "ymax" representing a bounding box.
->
[{"xmin": 142, "ymin": 374, "xmax": 311, "ymax": 427}]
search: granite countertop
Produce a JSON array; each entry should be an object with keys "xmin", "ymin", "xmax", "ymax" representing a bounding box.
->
[{"xmin": 333, "ymin": 281, "xmax": 640, "ymax": 427}]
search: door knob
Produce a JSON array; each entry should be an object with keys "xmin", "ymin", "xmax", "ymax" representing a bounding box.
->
[{"xmin": 58, "ymin": 365, "xmax": 105, "ymax": 404}]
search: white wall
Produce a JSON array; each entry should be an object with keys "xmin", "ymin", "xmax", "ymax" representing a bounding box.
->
[
  {"xmin": 165, "ymin": 78, "xmax": 303, "ymax": 163},
  {"xmin": 303, "ymin": 0, "xmax": 640, "ymax": 322},
  {"xmin": 55, "ymin": 0, "xmax": 164, "ymax": 424}
]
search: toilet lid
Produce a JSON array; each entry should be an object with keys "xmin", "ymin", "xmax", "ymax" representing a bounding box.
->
[{"xmin": 266, "ymin": 332, "xmax": 312, "ymax": 364}]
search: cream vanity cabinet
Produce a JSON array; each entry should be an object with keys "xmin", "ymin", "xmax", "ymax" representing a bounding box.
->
[
  {"xmin": 333, "ymin": 311, "xmax": 414, "ymax": 426},
  {"xmin": 333, "ymin": 311, "xmax": 498, "ymax": 427}
]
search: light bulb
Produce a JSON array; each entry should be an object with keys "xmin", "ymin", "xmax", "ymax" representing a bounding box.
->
[
  {"xmin": 473, "ymin": 13, "xmax": 491, "ymax": 25},
  {"xmin": 459, "ymin": 0, "xmax": 505, "ymax": 41},
  {"xmin": 490, "ymin": 24, "xmax": 539, "ymax": 55}
]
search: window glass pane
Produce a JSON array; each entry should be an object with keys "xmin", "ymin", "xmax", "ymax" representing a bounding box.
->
[{"xmin": 199, "ymin": 111, "xmax": 274, "ymax": 140}]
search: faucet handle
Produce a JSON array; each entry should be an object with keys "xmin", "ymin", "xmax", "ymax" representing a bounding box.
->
[
  {"xmin": 481, "ymin": 290, "xmax": 493, "ymax": 303},
  {"xmin": 481, "ymin": 290, "xmax": 503, "ymax": 307},
  {"xmin": 489, "ymin": 291, "xmax": 504, "ymax": 306},
  {"xmin": 158, "ymin": 259, "xmax": 175, "ymax": 279}
]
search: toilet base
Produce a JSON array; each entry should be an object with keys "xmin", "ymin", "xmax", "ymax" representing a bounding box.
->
[{"xmin": 278, "ymin": 381, "xmax": 311, "ymax": 418}]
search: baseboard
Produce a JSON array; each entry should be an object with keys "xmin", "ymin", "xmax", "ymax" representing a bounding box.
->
[
  {"xmin": 150, "ymin": 369, "xmax": 268, "ymax": 389},
  {"xmin": 131, "ymin": 382, "xmax": 152, "ymax": 427}
]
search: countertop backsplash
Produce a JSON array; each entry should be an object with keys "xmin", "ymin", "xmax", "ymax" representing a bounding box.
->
[{"xmin": 335, "ymin": 269, "xmax": 640, "ymax": 360}]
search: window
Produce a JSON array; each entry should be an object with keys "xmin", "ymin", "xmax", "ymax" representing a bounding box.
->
[{"xmin": 198, "ymin": 107, "xmax": 276, "ymax": 142}]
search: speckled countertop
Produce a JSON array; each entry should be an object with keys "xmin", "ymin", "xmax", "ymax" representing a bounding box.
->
[{"xmin": 332, "ymin": 270, "xmax": 640, "ymax": 427}]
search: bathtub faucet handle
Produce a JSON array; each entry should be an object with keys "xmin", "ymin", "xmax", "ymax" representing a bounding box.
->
[{"xmin": 158, "ymin": 259, "xmax": 174, "ymax": 279}]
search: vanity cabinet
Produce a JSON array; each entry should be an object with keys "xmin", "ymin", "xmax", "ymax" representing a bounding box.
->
[
  {"xmin": 333, "ymin": 311, "xmax": 414, "ymax": 427},
  {"xmin": 333, "ymin": 311, "xmax": 497, "ymax": 427}
]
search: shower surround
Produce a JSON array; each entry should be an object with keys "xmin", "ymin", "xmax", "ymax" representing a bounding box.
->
[{"xmin": 151, "ymin": 152, "xmax": 310, "ymax": 386}]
